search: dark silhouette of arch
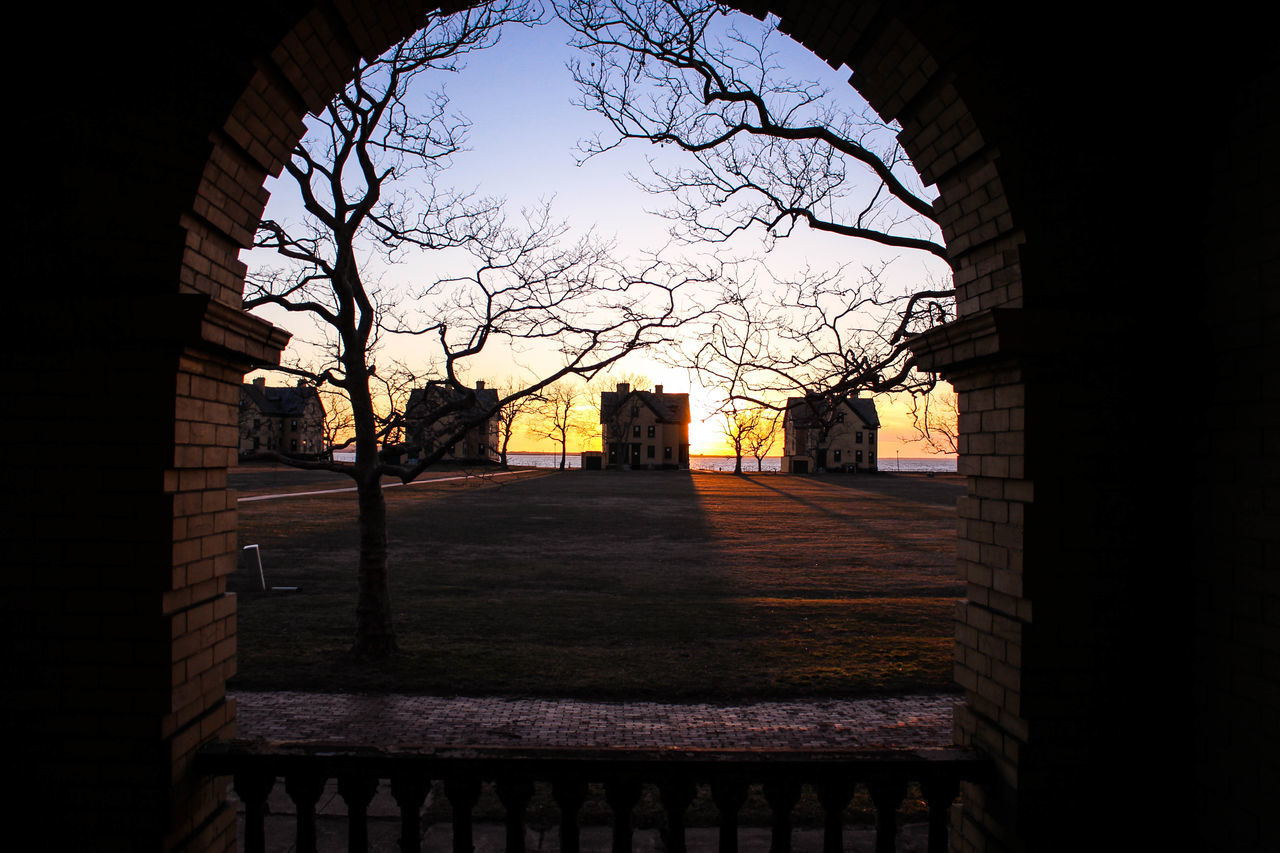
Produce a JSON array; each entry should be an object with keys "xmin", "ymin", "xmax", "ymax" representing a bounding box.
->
[{"xmin": 8, "ymin": 3, "xmax": 1273, "ymax": 850}]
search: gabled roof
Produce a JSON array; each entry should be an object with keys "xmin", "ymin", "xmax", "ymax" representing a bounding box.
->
[
  {"xmin": 600, "ymin": 389, "xmax": 691, "ymax": 424},
  {"xmin": 241, "ymin": 382, "xmax": 320, "ymax": 418},
  {"xmin": 785, "ymin": 395, "xmax": 881, "ymax": 429},
  {"xmin": 406, "ymin": 382, "xmax": 500, "ymax": 419}
]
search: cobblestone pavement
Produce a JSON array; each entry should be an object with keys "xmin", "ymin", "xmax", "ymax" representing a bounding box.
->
[{"xmin": 232, "ymin": 692, "xmax": 956, "ymax": 749}]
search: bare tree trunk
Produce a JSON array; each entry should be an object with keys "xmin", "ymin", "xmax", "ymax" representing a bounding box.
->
[
  {"xmin": 348, "ymin": 355, "xmax": 398, "ymax": 658},
  {"xmin": 734, "ymin": 453, "xmax": 743, "ymax": 474},
  {"xmin": 353, "ymin": 471, "xmax": 396, "ymax": 658}
]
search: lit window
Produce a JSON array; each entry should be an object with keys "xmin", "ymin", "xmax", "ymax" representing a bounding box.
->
[
  {"xmin": 664, "ymin": 446, "xmax": 672, "ymax": 459},
  {"xmin": 856, "ymin": 450, "xmax": 863, "ymax": 463},
  {"xmin": 833, "ymin": 449, "xmax": 842, "ymax": 462},
  {"xmin": 647, "ymin": 425, "xmax": 655, "ymax": 438},
  {"xmin": 632, "ymin": 425, "xmax": 641, "ymax": 438}
]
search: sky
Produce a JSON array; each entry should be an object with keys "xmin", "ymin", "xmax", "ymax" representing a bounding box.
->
[{"xmin": 242, "ymin": 9, "xmax": 955, "ymax": 458}]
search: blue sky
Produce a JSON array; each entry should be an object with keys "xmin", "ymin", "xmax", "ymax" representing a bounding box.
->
[{"xmin": 244, "ymin": 10, "xmax": 952, "ymax": 455}]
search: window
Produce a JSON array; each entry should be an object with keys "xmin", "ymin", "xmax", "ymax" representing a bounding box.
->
[
  {"xmin": 631, "ymin": 406, "xmax": 639, "ymax": 417},
  {"xmin": 291, "ymin": 419, "xmax": 298, "ymax": 430},
  {"xmin": 856, "ymin": 450, "xmax": 863, "ymax": 463},
  {"xmin": 290, "ymin": 439, "xmax": 298, "ymax": 451},
  {"xmin": 836, "ymin": 412, "xmax": 845, "ymax": 423},
  {"xmin": 647, "ymin": 425, "xmax": 655, "ymax": 438},
  {"xmin": 833, "ymin": 449, "xmax": 842, "ymax": 462},
  {"xmin": 870, "ymin": 432, "xmax": 876, "ymax": 444},
  {"xmin": 632, "ymin": 425, "xmax": 641, "ymax": 438},
  {"xmin": 869, "ymin": 452, "xmax": 876, "ymax": 465},
  {"xmin": 664, "ymin": 446, "xmax": 673, "ymax": 459},
  {"xmin": 647, "ymin": 445, "xmax": 655, "ymax": 458},
  {"xmin": 856, "ymin": 431, "xmax": 863, "ymax": 443}
]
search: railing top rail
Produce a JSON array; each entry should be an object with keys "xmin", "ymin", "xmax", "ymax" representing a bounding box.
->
[{"xmin": 197, "ymin": 740, "xmax": 992, "ymax": 782}]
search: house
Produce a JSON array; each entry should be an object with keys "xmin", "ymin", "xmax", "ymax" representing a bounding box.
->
[
  {"xmin": 599, "ymin": 383, "xmax": 691, "ymax": 469},
  {"xmin": 782, "ymin": 394, "xmax": 880, "ymax": 473},
  {"xmin": 404, "ymin": 380, "xmax": 500, "ymax": 463},
  {"xmin": 238, "ymin": 377, "xmax": 324, "ymax": 456}
]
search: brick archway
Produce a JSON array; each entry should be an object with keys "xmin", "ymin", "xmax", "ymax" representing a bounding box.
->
[
  {"xmin": 10, "ymin": 3, "xmax": 1272, "ymax": 852},
  {"xmin": 175, "ymin": 3, "xmax": 1026, "ymax": 849}
]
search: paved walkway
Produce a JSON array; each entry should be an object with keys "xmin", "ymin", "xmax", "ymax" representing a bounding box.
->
[{"xmin": 232, "ymin": 692, "xmax": 956, "ymax": 749}]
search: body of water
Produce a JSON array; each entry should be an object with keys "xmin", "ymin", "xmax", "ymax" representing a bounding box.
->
[
  {"xmin": 506, "ymin": 453, "xmax": 957, "ymax": 473},
  {"xmin": 331, "ymin": 450, "xmax": 957, "ymax": 473}
]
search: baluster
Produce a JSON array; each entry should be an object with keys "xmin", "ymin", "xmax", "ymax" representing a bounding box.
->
[
  {"xmin": 604, "ymin": 778, "xmax": 643, "ymax": 853},
  {"xmin": 552, "ymin": 778, "xmax": 589, "ymax": 853},
  {"xmin": 497, "ymin": 777, "xmax": 535, "ymax": 853},
  {"xmin": 920, "ymin": 777, "xmax": 960, "ymax": 853},
  {"xmin": 762, "ymin": 779, "xmax": 802, "ymax": 853},
  {"xmin": 391, "ymin": 772, "xmax": 431, "ymax": 853},
  {"xmin": 338, "ymin": 775, "xmax": 379, "ymax": 853},
  {"xmin": 816, "ymin": 780, "xmax": 854, "ymax": 853},
  {"xmin": 868, "ymin": 780, "xmax": 907, "ymax": 853},
  {"xmin": 445, "ymin": 778, "xmax": 483, "ymax": 853},
  {"xmin": 711, "ymin": 777, "xmax": 749, "ymax": 853},
  {"xmin": 233, "ymin": 772, "xmax": 275, "ymax": 853},
  {"xmin": 284, "ymin": 772, "xmax": 327, "ymax": 853},
  {"xmin": 657, "ymin": 777, "xmax": 697, "ymax": 853}
]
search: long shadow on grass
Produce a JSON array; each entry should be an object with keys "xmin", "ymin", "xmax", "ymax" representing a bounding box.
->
[
  {"xmin": 713, "ymin": 474, "xmax": 962, "ymax": 562},
  {"xmin": 231, "ymin": 469, "xmax": 958, "ymax": 699},
  {"xmin": 687, "ymin": 472, "xmax": 962, "ymax": 696}
]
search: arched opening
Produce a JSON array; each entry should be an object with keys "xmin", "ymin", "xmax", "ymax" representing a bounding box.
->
[
  {"xmin": 10, "ymin": 2, "xmax": 1272, "ymax": 852},
  {"xmin": 184, "ymin": 3, "xmax": 1018, "ymax": 848}
]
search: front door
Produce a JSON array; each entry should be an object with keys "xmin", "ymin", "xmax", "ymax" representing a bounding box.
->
[{"xmin": 630, "ymin": 443, "xmax": 642, "ymax": 467}]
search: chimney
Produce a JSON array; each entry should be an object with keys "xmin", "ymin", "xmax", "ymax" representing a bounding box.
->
[
  {"xmin": 617, "ymin": 383, "xmax": 630, "ymax": 396},
  {"xmin": 252, "ymin": 377, "xmax": 266, "ymax": 390},
  {"xmin": 654, "ymin": 385, "xmax": 663, "ymax": 395},
  {"xmin": 475, "ymin": 380, "xmax": 485, "ymax": 390}
]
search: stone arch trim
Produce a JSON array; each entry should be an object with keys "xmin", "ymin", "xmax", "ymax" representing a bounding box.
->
[{"xmin": 178, "ymin": 0, "xmax": 1023, "ymax": 318}]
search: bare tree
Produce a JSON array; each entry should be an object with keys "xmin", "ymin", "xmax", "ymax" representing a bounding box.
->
[
  {"xmin": 528, "ymin": 380, "xmax": 586, "ymax": 469},
  {"xmin": 909, "ymin": 385, "xmax": 959, "ymax": 456},
  {"xmin": 243, "ymin": 6, "xmax": 704, "ymax": 657},
  {"xmin": 494, "ymin": 376, "xmax": 542, "ymax": 466},
  {"xmin": 742, "ymin": 406, "xmax": 782, "ymax": 472},
  {"xmin": 559, "ymin": 0, "xmax": 955, "ymax": 404}
]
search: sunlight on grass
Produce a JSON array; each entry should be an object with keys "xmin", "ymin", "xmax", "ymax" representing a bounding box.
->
[{"xmin": 231, "ymin": 468, "xmax": 964, "ymax": 699}]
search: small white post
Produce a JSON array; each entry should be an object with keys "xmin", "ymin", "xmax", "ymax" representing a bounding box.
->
[{"xmin": 243, "ymin": 544, "xmax": 265, "ymax": 590}]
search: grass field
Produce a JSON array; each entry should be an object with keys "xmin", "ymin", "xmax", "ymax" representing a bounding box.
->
[{"xmin": 230, "ymin": 467, "xmax": 964, "ymax": 700}]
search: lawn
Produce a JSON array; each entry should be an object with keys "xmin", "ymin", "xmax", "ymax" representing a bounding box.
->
[{"xmin": 230, "ymin": 467, "xmax": 964, "ymax": 700}]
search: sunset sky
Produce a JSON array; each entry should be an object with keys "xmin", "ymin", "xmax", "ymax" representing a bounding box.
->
[{"xmin": 243, "ymin": 11, "xmax": 955, "ymax": 458}]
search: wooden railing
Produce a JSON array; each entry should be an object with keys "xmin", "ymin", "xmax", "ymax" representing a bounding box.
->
[{"xmin": 196, "ymin": 742, "xmax": 990, "ymax": 853}]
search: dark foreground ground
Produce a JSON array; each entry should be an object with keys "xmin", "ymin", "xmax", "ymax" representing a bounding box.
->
[{"xmin": 231, "ymin": 467, "xmax": 964, "ymax": 700}]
